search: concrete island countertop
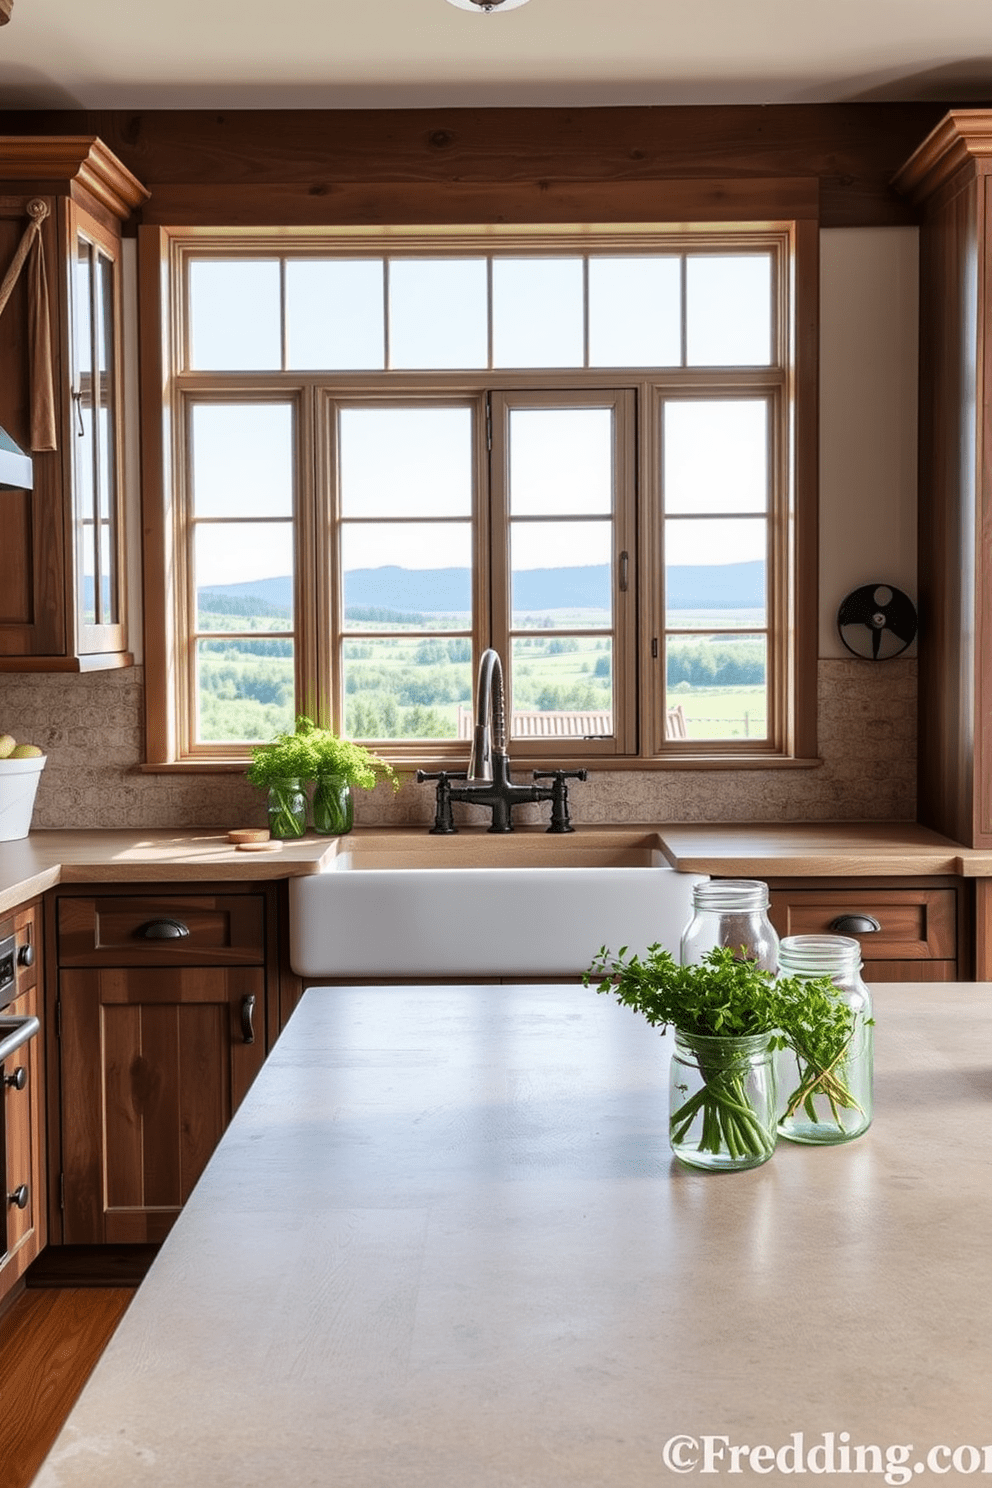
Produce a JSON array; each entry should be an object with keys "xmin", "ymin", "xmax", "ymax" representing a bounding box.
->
[
  {"xmin": 32, "ymin": 980, "xmax": 992, "ymax": 1488},
  {"xmin": 0, "ymin": 820, "xmax": 982, "ymax": 917}
]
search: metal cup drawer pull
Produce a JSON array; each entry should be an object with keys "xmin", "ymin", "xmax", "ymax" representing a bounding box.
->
[
  {"xmin": 138, "ymin": 918, "xmax": 191, "ymax": 940},
  {"xmin": 828, "ymin": 913, "xmax": 882, "ymax": 935}
]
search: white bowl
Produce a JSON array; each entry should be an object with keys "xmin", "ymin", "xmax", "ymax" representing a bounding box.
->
[{"xmin": 0, "ymin": 754, "xmax": 46, "ymax": 841}]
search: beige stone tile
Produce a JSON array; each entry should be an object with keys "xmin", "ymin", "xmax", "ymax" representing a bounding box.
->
[{"xmin": 2, "ymin": 658, "xmax": 917, "ymax": 829}]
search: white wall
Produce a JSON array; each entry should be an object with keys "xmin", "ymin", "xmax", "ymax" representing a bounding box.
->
[{"xmin": 818, "ymin": 227, "xmax": 919, "ymax": 658}]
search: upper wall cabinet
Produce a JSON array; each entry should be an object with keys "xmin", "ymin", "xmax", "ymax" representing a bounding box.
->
[
  {"xmin": 895, "ymin": 112, "xmax": 992, "ymax": 849},
  {"xmin": 0, "ymin": 138, "xmax": 148, "ymax": 670}
]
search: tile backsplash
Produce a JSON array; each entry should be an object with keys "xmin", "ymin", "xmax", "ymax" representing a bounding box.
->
[{"xmin": 2, "ymin": 657, "xmax": 916, "ymax": 832}]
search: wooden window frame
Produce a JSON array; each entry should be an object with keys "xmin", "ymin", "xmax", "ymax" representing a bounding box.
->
[
  {"xmin": 138, "ymin": 221, "xmax": 817, "ymax": 771},
  {"xmin": 68, "ymin": 203, "xmax": 129, "ymax": 660}
]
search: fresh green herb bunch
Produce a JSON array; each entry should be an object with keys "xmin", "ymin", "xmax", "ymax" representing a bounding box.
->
[
  {"xmin": 586, "ymin": 943, "xmax": 866, "ymax": 1166},
  {"xmin": 586, "ymin": 942, "xmax": 857, "ymax": 1054},
  {"xmin": 245, "ymin": 716, "xmax": 398, "ymax": 793},
  {"xmin": 586, "ymin": 943, "xmax": 787, "ymax": 1041}
]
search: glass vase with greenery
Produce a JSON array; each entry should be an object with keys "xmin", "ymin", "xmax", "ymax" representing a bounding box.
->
[
  {"xmin": 586, "ymin": 944, "xmax": 860, "ymax": 1171},
  {"xmin": 245, "ymin": 716, "xmax": 398, "ymax": 836}
]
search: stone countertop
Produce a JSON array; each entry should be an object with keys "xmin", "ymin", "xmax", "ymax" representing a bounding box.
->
[
  {"xmin": 0, "ymin": 820, "xmax": 986, "ymax": 919},
  {"xmin": 31, "ymin": 980, "xmax": 992, "ymax": 1488}
]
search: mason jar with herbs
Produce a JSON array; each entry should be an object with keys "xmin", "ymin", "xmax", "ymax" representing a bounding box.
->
[
  {"xmin": 775, "ymin": 933, "xmax": 873, "ymax": 1144},
  {"xmin": 245, "ymin": 716, "xmax": 397, "ymax": 838},
  {"xmin": 266, "ymin": 777, "xmax": 308, "ymax": 839},
  {"xmin": 587, "ymin": 943, "xmax": 783, "ymax": 1172},
  {"xmin": 311, "ymin": 773, "xmax": 355, "ymax": 836}
]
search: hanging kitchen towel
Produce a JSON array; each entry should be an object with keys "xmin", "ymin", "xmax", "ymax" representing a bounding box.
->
[{"xmin": 0, "ymin": 198, "xmax": 57, "ymax": 452}]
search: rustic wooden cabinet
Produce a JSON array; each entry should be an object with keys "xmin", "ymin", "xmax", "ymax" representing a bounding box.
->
[
  {"xmin": 766, "ymin": 876, "xmax": 964, "ymax": 981},
  {"xmin": 51, "ymin": 887, "xmax": 271, "ymax": 1245},
  {"xmin": 0, "ymin": 137, "xmax": 147, "ymax": 670},
  {"xmin": 894, "ymin": 113, "xmax": 992, "ymax": 976},
  {"xmin": 0, "ymin": 901, "xmax": 45, "ymax": 1306},
  {"xmin": 894, "ymin": 115, "xmax": 992, "ymax": 851}
]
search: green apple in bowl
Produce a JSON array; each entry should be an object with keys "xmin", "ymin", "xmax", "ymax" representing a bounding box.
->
[
  {"xmin": 9, "ymin": 744, "xmax": 43, "ymax": 758},
  {"xmin": 0, "ymin": 734, "xmax": 16, "ymax": 759}
]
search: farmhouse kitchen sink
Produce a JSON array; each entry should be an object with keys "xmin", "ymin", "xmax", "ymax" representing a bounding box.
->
[{"xmin": 289, "ymin": 832, "xmax": 707, "ymax": 979}]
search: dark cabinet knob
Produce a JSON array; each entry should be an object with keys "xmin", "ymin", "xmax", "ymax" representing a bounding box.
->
[
  {"xmin": 17, "ymin": 943, "xmax": 34, "ymax": 968},
  {"xmin": 138, "ymin": 919, "xmax": 190, "ymax": 940},
  {"xmin": 828, "ymin": 914, "xmax": 882, "ymax": 935},
  {"xmin": 4, "ymin": 1065, "xmax": 27, "ymax": 1091},
  {"xmin": 8, "ymin": 1184, "xmax": 28, "ymax": 1210}
]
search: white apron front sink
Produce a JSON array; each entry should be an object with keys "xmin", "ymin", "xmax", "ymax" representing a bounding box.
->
[{"xmin": 289, "ymin": 835, "xmax": 706, "ymax": 979}]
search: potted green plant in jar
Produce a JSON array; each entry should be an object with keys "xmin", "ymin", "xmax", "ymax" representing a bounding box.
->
[
  {"xmin": 246, "ymin": 716, "xmax": 398, "ymax": 838},
  {"xmin": 586, "ymin": 943, "xmax": 854, "ymax": 1173}
]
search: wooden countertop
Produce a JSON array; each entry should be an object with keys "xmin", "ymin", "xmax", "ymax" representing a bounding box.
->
[
  {"xmin": 0, "ymin": 829, "xmax": 337, "ymax": 915},
  {"xmin": 657, "ymin": 820, "xmax": 968, "ymax": 876},
  {"xmin": 0, "ymin": 820, "xmax": 988, "ymax": 920},
  {"xmin": 32, "ymin": 981, "xmax": 991, "ymax": 1488}
]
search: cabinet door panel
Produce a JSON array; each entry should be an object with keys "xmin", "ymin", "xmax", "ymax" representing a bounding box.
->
[
  {"xmin": 60, "ymin": 966, "xmax": 265, "ymax": 1244},
  {"xmin": 0, "ymin": 195, "xmax": 67, "ymax": 661},
  {"xmin": 0, "ymin": 152, "xmax": 142, "ymax": 670}
]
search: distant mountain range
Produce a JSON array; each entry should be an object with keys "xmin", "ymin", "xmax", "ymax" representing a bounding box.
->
[{"xmin": 198, "ymin": 560, "xmax": 764, "ymax": 616}]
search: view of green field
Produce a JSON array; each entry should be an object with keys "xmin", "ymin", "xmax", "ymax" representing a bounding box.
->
[{"xmin": 194, "ymin": 594, "xmax": 768, "ymax": 745}]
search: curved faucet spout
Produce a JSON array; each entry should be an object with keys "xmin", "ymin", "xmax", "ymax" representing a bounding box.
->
[{"xmin": 466, "ymin": 647, "xmax": 506, "ymax": 783}]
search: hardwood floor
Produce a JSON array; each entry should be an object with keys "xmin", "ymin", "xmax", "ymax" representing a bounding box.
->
[{"xmin": 0, "ymin": 1288, "xmax": 133, "ymax": 1488}]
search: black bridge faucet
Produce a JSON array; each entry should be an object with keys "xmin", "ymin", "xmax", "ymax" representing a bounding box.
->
[{"xmin": 416, "ymin": 648, "xmax": 586, "ymax": 834}]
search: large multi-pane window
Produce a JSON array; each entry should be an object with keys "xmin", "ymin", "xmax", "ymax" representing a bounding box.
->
[{"xmin": 159, "ymin": 226, "xmax": 806, "ymax": 766}]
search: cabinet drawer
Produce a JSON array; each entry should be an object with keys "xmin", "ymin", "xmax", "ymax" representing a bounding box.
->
[
  {"xmin": 767, "ymin": 888, "xmax": 956, "ymax": 961},
  {"xmin": 57, "ymin": 894, "xmax": 265, "ymax": 967}
]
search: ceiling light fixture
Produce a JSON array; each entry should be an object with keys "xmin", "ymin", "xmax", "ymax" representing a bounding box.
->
[{"xmin": 446, "ymin": 0, "xmax": 531, "ymax": 12}]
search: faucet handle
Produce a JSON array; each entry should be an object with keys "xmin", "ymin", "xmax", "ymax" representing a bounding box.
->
[
  {"xmin": 416, "ymin": 769, "xmax": 466, "ymax": 835},
  {"xmin": 532, "ymin": 769, "xmax": 587, "ymax": 833}
]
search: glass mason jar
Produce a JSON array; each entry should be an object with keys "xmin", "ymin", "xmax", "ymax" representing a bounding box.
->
[
  {"xmin": 776, "ymin": 934, "xmax": 873, "ymax": 1144},
  {"xmin": 680, "ymin": 879, "xmax": 779, "ymax": 972},
  {"xmin": 311, "ymin": 774, "xmax": 354, "ymax": 836},
  {"xmin": 267, "ymin": 778, "xmax": 308, "ymax": 839},
  {"xmin": 669, "ymin": 1029, "xmax": 778, "ymax": 1171}
]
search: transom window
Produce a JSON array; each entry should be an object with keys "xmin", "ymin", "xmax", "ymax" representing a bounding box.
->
[{"xmin": 155, "ymin": 224, "xmax": 807, "ymax": 767}]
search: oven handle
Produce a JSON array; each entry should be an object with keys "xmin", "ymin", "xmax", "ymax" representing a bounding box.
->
[{"xmin": 0, "ymin": 1015, "xmax": 40, "ymax": 1065}]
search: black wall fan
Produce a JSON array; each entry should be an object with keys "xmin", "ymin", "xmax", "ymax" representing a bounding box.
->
[{"xmin": 837, "ymin": 584, "xmax": 917, "ymax": 660}]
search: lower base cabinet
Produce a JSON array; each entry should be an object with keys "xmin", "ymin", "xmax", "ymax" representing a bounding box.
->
[
  {"xmin": 51, "ymin": 887, "xmax": 273, "ymax": 1247},
  {"xmin": 59, "ymin": 967, "xmax": 266, "ymax": 1244}
]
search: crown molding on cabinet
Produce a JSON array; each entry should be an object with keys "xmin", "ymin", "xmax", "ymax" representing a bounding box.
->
[
  {"xmin": 0, "ymin": 136, "xmax": 149, "ymax": 220},
  {"xmin": 893, "ymin": 109, "xmax": 992, "ymax": 203}
]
